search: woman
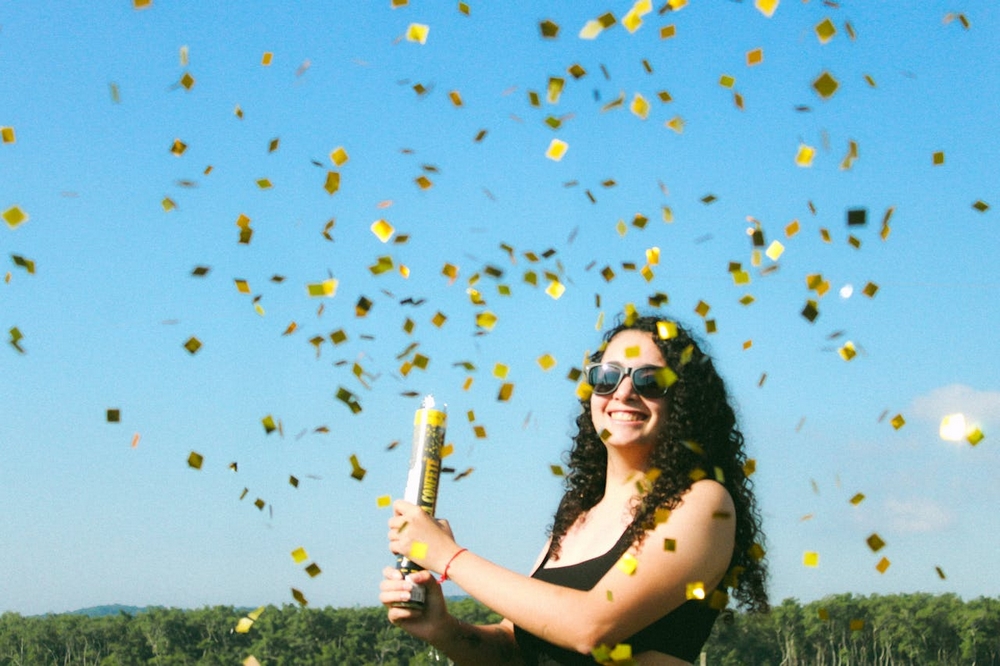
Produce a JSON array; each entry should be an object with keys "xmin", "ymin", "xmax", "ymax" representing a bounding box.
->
[{"xmin": 381, "ymin": 315, "xmax": 768, "ymax": 664}]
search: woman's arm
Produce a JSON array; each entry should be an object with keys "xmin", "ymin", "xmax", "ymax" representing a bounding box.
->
[
  {"xmin": 380, "ymin": 568, "xmax": 522, "ymax": 665},
  {"xmin": 389, "ymin": 479, "xmax": 735, "ymax": 656}
]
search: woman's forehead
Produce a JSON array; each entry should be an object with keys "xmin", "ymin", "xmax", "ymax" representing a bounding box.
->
[{"xmin": 602, "ymin": 329, "xmax": 665, "ymax": 363}]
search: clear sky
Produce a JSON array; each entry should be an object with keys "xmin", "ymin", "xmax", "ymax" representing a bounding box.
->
[{"xmin": 1, "ymin": 1, "xmax": 998, "ymax": 617}]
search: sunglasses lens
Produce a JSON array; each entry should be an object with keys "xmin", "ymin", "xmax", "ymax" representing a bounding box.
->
[
  {"xmin": 631, "ymin": 368, "xmax": 665, "ymax": 398},
  {"xmin": 588, "ymin": 364, "xmax": 623, "ymax": 395}
]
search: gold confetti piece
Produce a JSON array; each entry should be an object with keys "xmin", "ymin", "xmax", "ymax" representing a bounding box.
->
[
  {"xmin": 795, "ymin": 144, "xmax": 816, "ymax": 167},
  {"xmin": 11, "ymin": 255, "xmax": 36, "ymax": 274},
  {"xmin": 545, "ymin": 279, "xmax": 566, "ymax": 300},
  {"xmin": 545, "ymin": 138, "xmax": 568, "ymax": 161},
  {"xmin": 866, "ymin": 533, "xmax": 886, "ymax": 552},
  {"xmin": 765, "ymin": 241, "xmax": 784, "ymax": 261},
  {"xmin": 936, "ymin": 566, "xmax": 947, "ymax": 579},
  {"xmin": 1, "ymin": 127, "xmax": 16, "ymax": 143},
  {"xmin": 815, "ymin": 18, "xmax": 836, "ymax": 43},
  {"xmin": 330, "ymin": 329, "xmax": 347, "ymax": 344},
  {"xmin": 184, "ymin": 337, "xmax": 202, "ymax": 354},
  {"xmin": 967, "ymin": 428, "xmax": 985, "ymax": 446},
  {"xmin": 850, "ymin": 619, "xmax": 865, "ymax": 632},
  {"xmin": 179, "ymin": 72, "xmax": 195, "ymax": 90},
  {"xmin": 472, "ymin": 425, "xmax": 487, "ymax": 439},
  {"xmin": 617, "ymin": 553, "xmax": 638, "ymax": 575},
  {"xmin": 337, "ymin": 388, "xmax": 363, "ymax": 414},
  {"xmin": 932, "ymin": 151, "xmax": 945, "ymax": 166},
  {"xmin": 539, "ymin": 19, "xmax": 559, "ymax": 38},
  {"xmin": 812, "ymin": 71, "xmax": 839, "ymax": 99},
  {"xmin": 609, "ymin": 644, "xmax": 633, "ymax": 661},
  {"xmin": 305, "ymin": 563, "xmax": 322, "ymax": 578},
  {"xmin": 694, "ymin": 301, "xmax": 711, "ymax": 318},
  {"xmin": 291, "ymin": 589, "xmax": 308, "ymax": 606},
  {"xmin": 370, "ymin": 219, "xmax": 394, "ymax": 243},
  {"xmin": 458, "ymin": 2, "xmax": 470, "ymax": 15},
  {"xmin": 668, "ymin": 0, "xmax": 687, "ymax": 9},
  {"xmin": 475, "ymin": 311, "xmax": 498, "ymax": 330},
  {"xmin": 755, "ymin": 0, "xmax": 778, "ymax": 17},
  {"xmin": 235, "ymin": 617, "xmax": 255, "ymax": 634},
  {"xmin": 409, "ymin": 541, "xmax": 428, "ymax": 560},
  {"xmin": 803, "ymin": 551, "xmax": 819, "ymax": 567},
  {"xmin": 3, "ymin": 205, "xmax": 28, "ymax": 229},
  {"xmin": 261, "ymin": 415, "xmax": 277, "ymax": 435},
  {"xmin": 665, "ymin": 116, "xmax": 684, "ymax": 133},
  {"xmin": 234, "ymin": 105, "xmax": 244, "ymax": 119},
  {"xmin": 972, "ymin": 200, "xmax": 990, "ymax": 213},
  {"xmin": 890, "ymin": 414, "xmax": 905, "ymax": 430},
  {"xmin": 745, "ymin": 48, "xmax": 764, "ymax": 67},
  {"xmin": 327, "ymin": 146, "xmax": 349, "ymax": 166},
  {"xmin": 323, "ymin": 171, "xmax": 340, "ymax": 195},
  {"xmin": 187, "ymin": 451, "xmax": 204, "ymax": 469},
  {"xmin": 838, "ymin": 341, "xmax": 856, "ymax": 361},
  {"xmin": 106, "ymin": 409, "xmax": 121, "ymax": 423},
  {"xmin": 719, "ymin": 74, "xmax": 735, "ymax": 89},
  {"xmin": 546, "ymin": 77, "xmax": 565, "ymax": 104},
  {"xmin": 849, "ymin": 493, "xmax": 865, "ymax": 506},
  {"xmin": 406, "ymin": 23, "xmax": 429, "ymax": 44},
  {"xmin": 748, "ymin": 543, "xmax": 765, "ymax": 561},
  {"xmin": 349, "ymin": 453, "xmax": 367, "ymax": 480},
  {"xmin": 446, "ymin": 90, "xmax": 464, "ymax": 107},
  {"xmin": 306, "ymin": 278, "xmax": 338, "ymax": 298},
  {"xmin": 498, "ymin": 383, "xmax": 514, "ymax": 402},
  {"xmin": 377, "ymin": 495, "xmax": 392, "ymax": 509},
  {"xmin": 261, "ymin": 52, "xmax": 273, "ymax": 66},
  {"xmin": 840, "ymin": 140, "xmax": 859, "ymax": 170},
  {"xmin": 630, "ymin": 93, "xmax": 650, "ymax": 119},
  {"xmin": 659, "ymin": 24, "xmax": 676, "ymax": 40},
  {"xmin": 291, "ymin": 547, "xmax": 309, "ymax": 564},
  {"xmin": 256, "ymin": 178, "xmax": 272, "ymax": 190}
]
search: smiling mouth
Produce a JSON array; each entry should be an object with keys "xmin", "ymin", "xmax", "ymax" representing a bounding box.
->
[{"xmin": 610, "ymin": 412, "xmax": 646, "ymax": 422}]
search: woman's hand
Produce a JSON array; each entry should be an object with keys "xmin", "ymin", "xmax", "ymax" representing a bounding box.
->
[
  {"xmin": 380, "ymin": 567, "xmax": 453, "ymax": 643},
  {"xmin": 387, "ymin": 499, "xmax": 459, "ymax": 573}
]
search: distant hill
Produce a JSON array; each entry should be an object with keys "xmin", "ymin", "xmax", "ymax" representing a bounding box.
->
[{"xmin": 63, "ymin": 604, "xmax": 149, "ymax": 617}]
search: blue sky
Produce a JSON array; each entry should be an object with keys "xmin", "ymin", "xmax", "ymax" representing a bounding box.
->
[{"xmin": 2, "ymin": 1, "xmax": 998, "ymax": 616}]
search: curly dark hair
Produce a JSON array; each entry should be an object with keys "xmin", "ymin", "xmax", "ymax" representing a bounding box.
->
[{"xmin": 548, "ymin": 314, "xmax": 769, "ymax": 613}]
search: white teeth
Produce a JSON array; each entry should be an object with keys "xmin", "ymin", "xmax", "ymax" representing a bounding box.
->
[{"xmin": 611, "ymin": 412, "xmax": 644, "ymax": 422}]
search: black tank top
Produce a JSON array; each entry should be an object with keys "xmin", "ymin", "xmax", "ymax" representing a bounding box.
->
[{"xmin": 513, "ymin": 529, "xmax": 720, "ymax": 664}]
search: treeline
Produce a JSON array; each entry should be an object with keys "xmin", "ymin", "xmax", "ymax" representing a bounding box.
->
[{"xmin": 1, "ymin": 593, "xmax": 997, "ymax": 665}]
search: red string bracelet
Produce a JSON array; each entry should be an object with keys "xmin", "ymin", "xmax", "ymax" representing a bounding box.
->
[{"xmin": 439, "ymin": 547, "xmax": 468, "ymax": 582}]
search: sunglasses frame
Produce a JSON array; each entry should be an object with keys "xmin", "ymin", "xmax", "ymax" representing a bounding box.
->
[{"xmin": 585, "ymin": 361, "xmax": 671, "ymax": 399}]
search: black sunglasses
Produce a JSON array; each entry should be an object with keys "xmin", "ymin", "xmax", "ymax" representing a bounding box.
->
[{"xmin": 585, "ymin": 362, "xmax": 673, "ymax": 399}]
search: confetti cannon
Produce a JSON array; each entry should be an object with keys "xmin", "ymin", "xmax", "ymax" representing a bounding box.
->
[{"xmin": 393, "ymin": 395, "xmax": 447, "ymax": 609}]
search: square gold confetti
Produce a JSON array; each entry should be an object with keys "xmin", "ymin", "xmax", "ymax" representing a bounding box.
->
[
  {"xmin": 932, "ymin": 151, "xmax": 945, "ymax": 166},
  {"xmin": 184, "ymin": 337, "xmax": 202, "ymax": 354},
  {"xmin": 795, "ymin": 144, "xmax": 816, "ymax": 167},
  {"xmin": 850, "ymin": 493, "xmax": 866, "ymax": 506},
  {"xmin": 291, "ymin": 547, "xmax": 309, "ymax": 564},
  {"xmin": 261, "ymin": 52, "xmax": 273, "ymax": 66},
  {"xmin": 802, "ymin": 551, "xmax": 819, "ymax": 567},
  {"xmin": 875, "ymin": 557, "xmax": 890, "ymax": 574},
  {"xmin": 685, "ymin": 582, "xmax": 706, "ymax": 600},
  {"xmin": 330, "ymin": 146, "xmax": 349, "ymax": 165},
  {"xmin": 370, "ymin": 219, "xmax": 394, "ymax": 243},
  {"xmin": 812, "ymin": 71, "xmax": 839, "ymax": 98},
  {"xmin": 616, "ymin": 553, "xmax": 638, "ymax": 575},
  {"xmin": 755, "ymin": 0, "xmax": 778, "ymax": 17},
  {"xmin": 106, "ymin": 409, "xmax": 121, "ymax": 423},
  {"xmin": 406, "ymin": 23, "xmax": 429, "ymax": 44},
  {"xmin": 630, "ymin": 93, "xmax": 650, "ymax": 119},
  {"xmin": 663, "ymin": 538, "xmax": 676, "ymax": 552},
  {"xmin": 815, "ymin": 18, "xmax": 836, "ymax": 43},
  {"xmin": 890, "ymin": 414, "xmax": 905, "ymax": 430},
  {"xmin": 187, "ymin": 451, "xmax": 204, "ymax": 469},
  {"xmin": 546, "ymin": 138, "xmax": 568, "ymax": 161},
  {"xmin": 305, "ymin": 563, "xmax": 322, "ymax": 578},
  {"xmin": 324, "ymin": 171, "xmax": 340, "ymax": 195},
  {"xmin": 866, "ymin": 533, "xmax": 886, "ymax": 552},
  {"xmin": 3, "ymin": 205, "xmax": 28, "ymax": 229}
]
